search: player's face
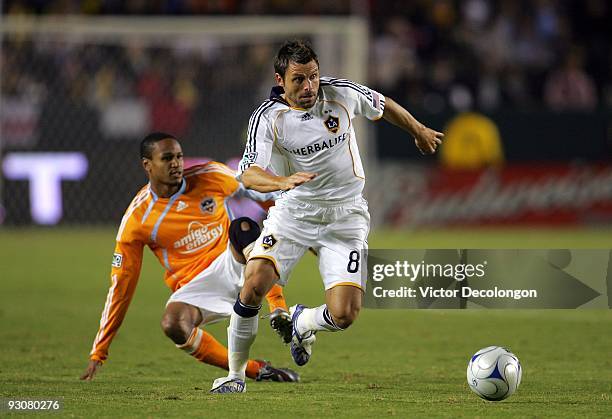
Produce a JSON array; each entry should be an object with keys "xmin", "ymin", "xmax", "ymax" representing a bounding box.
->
[
  {"xmin": 276, "ymin": 60, "xmax": 320, "ymax": 109},
  {"xmin": 144, "ymin": 138, "xmax": 184, "ymax": 187}
]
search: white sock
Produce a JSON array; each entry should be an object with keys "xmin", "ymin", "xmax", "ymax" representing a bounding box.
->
[
  {"xmin": 227, "ymin": 311, "xmax": 258, "ymax": 381},
  {"xmin": 296, "ymin": 304, "xmax": 342, "ymax": 336}
]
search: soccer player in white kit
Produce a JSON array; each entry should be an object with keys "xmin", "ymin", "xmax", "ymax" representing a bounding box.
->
[{"xmin": 211, "ymin": 40, "xmax": 443, "ymax": 393}]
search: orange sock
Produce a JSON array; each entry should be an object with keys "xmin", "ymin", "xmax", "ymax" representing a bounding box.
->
[
  {"xmin": 177, "ymin": 328, "xmax": 264, "ymax": 379},
  {"xmin": 265, "ymin": 284, "xmax": 288, "ymax": 312}
]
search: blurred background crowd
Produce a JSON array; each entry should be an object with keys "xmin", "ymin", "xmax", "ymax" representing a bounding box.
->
[
  {"xmin": 1, "ymin": 0, "xmax": 611, "ymax": 226},
  {"xmin": 3, "ymin": 0, "xmax": 610, "ymax": 123}
]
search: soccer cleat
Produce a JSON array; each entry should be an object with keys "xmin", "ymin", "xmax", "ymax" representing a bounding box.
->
[
  {"xmin": 269, "ymin": 308, "xmax": 293, "ymax": 344},
  {"xmin": 289, "ymin": 304, "xmax": 316, "ymax": 366},
  {"xmin": 209, "ymin": 377, "xmax": 246, "ymax": 394},
  {"xmin": 255, "ymin": 360, "xmax": 300, "ymax": 382}
]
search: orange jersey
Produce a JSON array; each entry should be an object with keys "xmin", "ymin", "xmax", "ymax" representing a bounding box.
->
[{"xmin": 90, "ymin": 161, "xmax": 245, "ymax": 362}]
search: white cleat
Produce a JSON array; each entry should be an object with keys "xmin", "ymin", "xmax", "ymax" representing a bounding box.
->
[
  {"xmin": 210, "ymin": 376, "xmax": 246, "ymax": 394},
  {"xmin": 289, "ymin": 304, "xmax": 317, "ymax": 366}
]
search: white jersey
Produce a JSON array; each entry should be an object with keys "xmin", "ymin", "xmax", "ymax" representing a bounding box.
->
[{"xmin": 238, "ymin": 77, "xmax": 386, "ymax": 203}]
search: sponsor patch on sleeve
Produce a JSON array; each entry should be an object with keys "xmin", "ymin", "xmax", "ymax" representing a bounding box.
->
[
  {"xmin": 371, "ymin": 90, "xmax": 381, "ymax": 110},
  {"xmin": 239, "ymin": 151, "xmax": 258, "ymax": 172},
  {"xmin": 112, "ymin": 253, "xmax": 123, "ymax": 268},
  {"xmin": 244, "ymin": 151, "xmax": 258, "ymax": 164}
]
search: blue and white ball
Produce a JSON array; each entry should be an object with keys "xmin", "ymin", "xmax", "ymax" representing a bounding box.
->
[{"xmin": 467, "ymin": 346, "xmax": 522, "ymax": 401}]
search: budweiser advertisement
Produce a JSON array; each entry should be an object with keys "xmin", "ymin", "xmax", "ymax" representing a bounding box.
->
[{"xmin": 370, "ymin": 163, "xmax": 612, "ymax": 227}]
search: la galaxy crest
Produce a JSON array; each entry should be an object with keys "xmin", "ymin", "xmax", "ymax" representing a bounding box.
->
[
  {"xmin": 261, "ymin": 234, "xmax": 277, "ymax": 250},
  {"xmin": 324, "ymin": 115, "xmax": 340, "ymax": 133},
  {"xmin": 200, "ymin": 197, "xmax": 216, "ymax": 214}
]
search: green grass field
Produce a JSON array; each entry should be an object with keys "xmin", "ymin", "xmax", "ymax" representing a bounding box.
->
[{"xmin": 1, "ymin": 228, "xmax": 611, "ymax": 418}]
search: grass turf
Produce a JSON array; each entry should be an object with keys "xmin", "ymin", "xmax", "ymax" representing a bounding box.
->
[{"xmin": 0, "ymin": 228, "xmax": 611, "ymax": 417}]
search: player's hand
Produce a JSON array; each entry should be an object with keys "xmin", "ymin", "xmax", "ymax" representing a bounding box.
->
[
  {"xmin": 80, "ymin": 359, "xmax": 102, "ymax": 381},
  {"xmin": 279, "ymin": 172, "xmax": 317, "ymax": 191},
  {"xmin": 413, "ymin": 124, "xmax": 444, "ymax": 155}
]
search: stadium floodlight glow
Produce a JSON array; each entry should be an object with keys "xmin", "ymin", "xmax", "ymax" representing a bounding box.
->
[{"xmin": 2, "ymin": 152, "xmax": 89, "ymax": 225}]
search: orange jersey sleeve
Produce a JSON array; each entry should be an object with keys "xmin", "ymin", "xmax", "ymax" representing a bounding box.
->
[
  {"xmin": 89, "ymin": 188, "xmax": 148, "ymax": 363},
  {"xmin": 198, "ymin": 161, "xmax": 240, "ymax": 197}
]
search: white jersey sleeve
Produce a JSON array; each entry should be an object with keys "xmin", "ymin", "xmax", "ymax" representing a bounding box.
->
[
  {"xmin": 239, "ymin": 100, "xmax": 276, "ymax": 174},
  {"xmin": 319, "ymin": 77, "xmax": 385, "ymax": 121}
]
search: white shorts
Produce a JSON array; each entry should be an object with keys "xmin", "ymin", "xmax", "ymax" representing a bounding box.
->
[
  {"xmin": 166, "ymin": 244, "xmax": 243, "ymax": 325},
  {"xmin": 248, "ymin": 195, "xmax": 370, "ymax": 290}
]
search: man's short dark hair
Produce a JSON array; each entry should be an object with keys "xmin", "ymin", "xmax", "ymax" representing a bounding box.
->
[
  {"xmin": 140, "ymin": 132, "xmax": 177, "ymax": 159},
  {"xmin": 274, "ymin": 40, "xmax": 319, "ymax": 79}
]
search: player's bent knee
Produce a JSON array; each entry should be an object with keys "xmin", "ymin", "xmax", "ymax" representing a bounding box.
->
[
  {"xmin": 160, "ymin": 314, "xmax": 182, "ymax": 342},
  {"xmin": 160, "ymin": 312, "xmax": 193, "ymax": 344},
  {"xmin": 229, "ymin": 217, "xmax": 261, "ymax": 264},
  {"xmin": 241, "ymin": 259, "xmax": 278, "ymax": 304},
  {"xmin": 245, "ymin": 258, "xmax": 279, "ymax": 283},
  {"xmin": 326, "ymin": 285, "xmax": 362, "ymax": 329},
  {"xmin": 229, "ymin": 217, "xmax": 260, "ymax": 253},
  {"xmin": 330, "ymin": 306, "xmax": 361, "ymax": 329},
  {"xmin": 242, "ymin": 277, "xmax": 271, "ymax": 302}
]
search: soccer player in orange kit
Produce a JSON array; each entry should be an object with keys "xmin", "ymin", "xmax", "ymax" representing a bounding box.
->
[{"xmin": 81, "ymin": 132, "xmax": 298, "ymax": 383}]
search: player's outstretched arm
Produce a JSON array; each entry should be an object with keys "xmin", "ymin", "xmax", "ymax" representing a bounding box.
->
[
  {"xmin": 241, "ymin": 165, "xmax": 316, "ymax": 193},
  {"xmin": 80, "ymin": 241, "xmax": 143, "ymax": 381},
  {"xmin": 382, "ymin": 96, "xmax": 444, "ymax": 155}
]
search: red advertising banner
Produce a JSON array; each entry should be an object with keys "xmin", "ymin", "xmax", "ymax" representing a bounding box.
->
[{"xmin": 375, "ymin": 164, "xmax": 612, "ymax": 227}]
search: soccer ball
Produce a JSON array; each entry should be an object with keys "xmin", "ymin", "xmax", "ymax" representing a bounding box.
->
[{"xmin": 466, "ymin": 346, "xmax": 522, "ymax": 401}]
